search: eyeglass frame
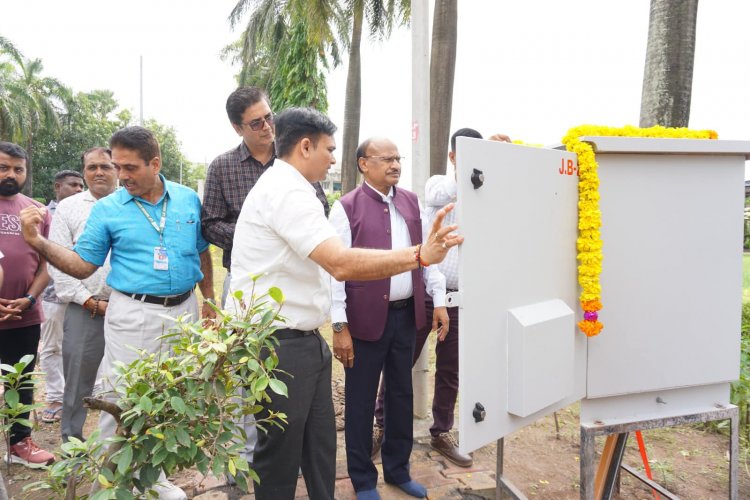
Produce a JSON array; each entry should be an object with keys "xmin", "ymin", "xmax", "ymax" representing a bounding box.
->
[
  {"xmin": 241, "ymin": 112, "xmax": 275, "ymax": 131},
  {"xmin": 361, "ymin": 155, "xmax": 406, "ymax": 164}
]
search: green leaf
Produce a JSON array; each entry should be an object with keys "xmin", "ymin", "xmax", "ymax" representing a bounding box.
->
[
  {"xmin": 268, "ymin": 287, "xmax": 284, "ymax": 304},
  {"xmin": 175, "ymin": 427, "xmax": 191, "ymax": 448},
  {"xmin": 269, "ymin": 379, "xmax": 288, "ymax": 397},
  {"xmin": 139, "ymin": 463, "xmax": 160, "ymax": 488},
  {"xmin": 171, "ymin": 396, "xmax": 187, "ymax": 414},
  {"xmin": 117, "ymin": 444, "xmax": 133, "ymax": 476},
  {"xmin": 254, "ymin": 376, "xmax": 269, "ymax": 393},
  {"xmin": 4, "ymin": 389, "xmax": 19, "ymax": 408},
  {"xmin": 139, "ymin": 394, "xmax": 153, "ymax": 413}
]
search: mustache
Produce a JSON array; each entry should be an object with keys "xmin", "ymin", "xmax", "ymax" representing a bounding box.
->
[{"xmin": 0, "ymin": 178, "xmax": 19, "ymax": 186}]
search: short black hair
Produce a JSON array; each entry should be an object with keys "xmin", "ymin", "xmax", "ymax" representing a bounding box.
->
[
  {"xmin": 54, "ymin": 170, "xmax": 83, "ymax": 182},
  {"xmin": 0, "ymin": 141, "xmax": 28, "ymax": 161},
  {"xmin": 226, "ymin": 86, "xmax": 270, "ymax": 125},
  {"xmin": 450, "ymin": 128, "xmax": 483, "ymax": 153},
  {"xmin": 275, "ymin": 108, "xmax": 337, "ymax": 158},
  {"xmin": 355, "ymin": 138, "xmax": 374, "ymax": 173},
  {"xmin": 80, "ymin": 147, "xmax": 112, "ymax": 169},
  {"xmin": 109, "ymin": 126, "xmax": 161, "ymax": 165}
]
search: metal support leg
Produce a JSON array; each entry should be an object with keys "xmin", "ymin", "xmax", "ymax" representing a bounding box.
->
[
  {"xmin": 729, "ymin": 408, "xmax": 739, "ymax": 500},
  {"xmin": 580, "ymin": 425, "xmax": 596, "ymax": 500}
]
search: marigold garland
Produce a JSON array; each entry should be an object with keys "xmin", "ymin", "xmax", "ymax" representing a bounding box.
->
[{"xmin": 561, "ymin": 125, "xmax": 718, "ymax": 337}]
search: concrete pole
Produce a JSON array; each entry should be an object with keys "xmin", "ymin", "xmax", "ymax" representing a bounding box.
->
[{"xmin": 411, "ymin": 0, "xmax": 431, "ymax": 420}]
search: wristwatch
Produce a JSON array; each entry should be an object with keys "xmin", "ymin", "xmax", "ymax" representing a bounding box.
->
[
  {"xmin": 332, "ymin": 322, "xmax": 347, "ymax": 333},
  {"xmin": 24, "ymin": 294, "xmax": 37, "ymax": 306}
]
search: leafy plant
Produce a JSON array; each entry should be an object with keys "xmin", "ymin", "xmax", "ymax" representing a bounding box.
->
[
  {"xmin": 731, "ymin": 301, "xmax": 750, "ymax": 440},
  {"xmin": 0, "ymin": 354, "xmax": 42, "ymax": 473},
  {"xmin": 27, "ymin": 279, "xmax": 289, "ymax": 498}
]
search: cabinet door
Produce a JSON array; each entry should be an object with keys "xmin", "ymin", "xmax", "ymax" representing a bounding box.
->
[{"xmin": 455, "ymin": 139, "xmax": 585, "ymax": 454}]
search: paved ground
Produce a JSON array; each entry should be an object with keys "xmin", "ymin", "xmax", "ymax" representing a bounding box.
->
[{"xmin": 177, "ymin": 421, "xmax": 498, "ymax": 500}]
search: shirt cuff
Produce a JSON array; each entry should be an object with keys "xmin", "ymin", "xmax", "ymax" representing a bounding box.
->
[
  {"xmin": 431, "ymin": 291, "xmax": 446, "ymax": 308},
  {"xmin": 330, "ymin": 307, "xmax": 348, "ymax": 323},
  {"xmin": 73, "ymin": 289, "xmax": 93, "ymax": 306}
]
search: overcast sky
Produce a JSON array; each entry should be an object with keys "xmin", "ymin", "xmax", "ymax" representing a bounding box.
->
[{"xmin": 3, "ymin": 1, "xmax": 749, "ymax": 183}]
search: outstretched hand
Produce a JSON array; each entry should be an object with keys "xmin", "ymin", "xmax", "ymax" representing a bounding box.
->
[{"xmin": 420, "ymin": 203, "xmax": 464, "ymax": 266}]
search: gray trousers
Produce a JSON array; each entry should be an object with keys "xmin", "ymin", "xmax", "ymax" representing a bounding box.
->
[{"xmin": 61, "ymin": 304, "xmax": 105, "ymax": 442}]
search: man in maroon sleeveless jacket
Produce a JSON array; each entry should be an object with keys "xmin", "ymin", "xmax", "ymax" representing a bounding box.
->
[{"xmin": 330, "ymin": 137, "xmax": 448, "ymax": 500}]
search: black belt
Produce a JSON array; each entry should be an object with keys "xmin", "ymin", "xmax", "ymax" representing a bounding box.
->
[
  {"xmin": 128, "ymin": 289, "xmax": 193, "ymax": 307},
  {"xmin": 447, "ymin": 288, "xmax": 458, "ymax": 293},
  {"xmin": 273, "ymin": 328, "xmax": 319, "ymax": 340},
  {"xmin": 389, "ymin": 297, "xmax": 414, "ymax": 310}
]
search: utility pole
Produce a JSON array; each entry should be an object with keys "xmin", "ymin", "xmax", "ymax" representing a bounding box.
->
[
  {"xmin": 139, "ymin": 55, "xmax": 144, "ymax": 126},
  {"xmin": 411, "ymin": 0, "xmax": 431, "ymax": 419}
]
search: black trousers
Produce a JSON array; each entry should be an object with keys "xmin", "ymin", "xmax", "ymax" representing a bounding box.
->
[
  {"xmin": 0, "ymin": 324, "xmax": 41, "ymax": 445},
  {"xmin": 345, "ymin": 304, "xmax": 417, "ymax": 492},
  {"xmin": 253, "ymin": 330, "xmax": 336, "ymax": 500}
]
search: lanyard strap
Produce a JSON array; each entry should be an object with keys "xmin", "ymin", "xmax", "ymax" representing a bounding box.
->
[{"xmin": 134, "ymin": 197, "xmax": 168, "ymax": 244}]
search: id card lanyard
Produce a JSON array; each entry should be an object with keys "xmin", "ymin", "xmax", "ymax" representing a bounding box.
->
[{"xmin": 134, "ymin": 197, "xmax": 169, "ymax": 271}]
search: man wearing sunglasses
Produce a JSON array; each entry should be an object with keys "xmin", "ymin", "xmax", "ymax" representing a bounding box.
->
[
  {"xmin": 201, "ymin": 87, "xmax": 330, "ymax": 469},
  {"xmin": 202, "ymin": 87, "xmax": 330, "ymax": 306}
]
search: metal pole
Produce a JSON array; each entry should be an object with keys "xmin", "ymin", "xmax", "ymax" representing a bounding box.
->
[
  {"xmin": 411, "ymin": 0, "xmax": 431, "ymax": 419},
  {"xmin": 139, "ymin": 55, "xmax": 144, "ymax": 126}
]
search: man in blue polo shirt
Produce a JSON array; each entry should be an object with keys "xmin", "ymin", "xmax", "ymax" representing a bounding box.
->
[{"xmin": 20, "ymin": 126, "xmax": 215, "ymax": 500}]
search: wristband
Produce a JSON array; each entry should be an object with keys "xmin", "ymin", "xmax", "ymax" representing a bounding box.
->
[{"xmin": 24, "ymin": 294, "xmax": 37, "ymax": 306}]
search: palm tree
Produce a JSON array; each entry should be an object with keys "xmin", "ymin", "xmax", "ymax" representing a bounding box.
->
[
  {"xmin": 0, "ymin": 36, "xmax": 30, "ymax": 141},
  {"xmin": 227, "ymin": 0, "xmax": 346, "ymax": 103},
  {"xmin": 340, "ymin": 0, "xmax": 410, "ymax": 194},
  {"xmin": 639, "ymin": 0, "xmax": 699, "ymax": 127},
  {"xmin": 429, "ymin": 0, "xmax": 456, "ymax": 177}
]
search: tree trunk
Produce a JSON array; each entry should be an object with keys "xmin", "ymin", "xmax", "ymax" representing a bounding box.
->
[
  {"xmin": 23, "ymin": 134, "xmax": 33, "ymax": 197},
  {"xmin": 341, "ymin": 4, "xmax": 363, "ymax": 195},
  {"xmin": 429, "ymin": 0, "xmax": 457, "ymax": 177},
  {"xmin": 639, "ymin": 0, "xmax": 699, "ymax": 128}
]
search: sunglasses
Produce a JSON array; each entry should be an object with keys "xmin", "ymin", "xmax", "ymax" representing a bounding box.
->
[{"xmin": 242, "ymin": 113, "xmax": 275, "ymax": 131}]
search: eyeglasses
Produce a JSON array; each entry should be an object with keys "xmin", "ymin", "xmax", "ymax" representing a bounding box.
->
[
  {"xmin": 241, "ymin": 113, "xmax": 275, "ymax": 131},
  {"xmin": 362, "ymin": 156, "xmax": 405, "ymax": 165}
]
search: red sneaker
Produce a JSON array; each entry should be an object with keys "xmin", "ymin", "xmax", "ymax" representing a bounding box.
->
[{"xmin": 5, "ymin": 437, "xmax": 55, "ymax": 468}]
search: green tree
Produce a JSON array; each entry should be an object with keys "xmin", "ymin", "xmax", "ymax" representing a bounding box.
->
[
  {"xmin": 340, "ymin": 0, "xmax": 410, "ymax": 194},
  {"xmin": 0, "ymin": 45, "xmax": 70, "ymax": 196},
  {"xmin": 33, "ymin": 90, "xmax": 130, "ymax": 201},
  {"xmin": 429, "ymin": 0, "xmax": 456, "ymax": 176},
  {"xmin": 0, "ymin": 36, "xmax": 30, "ymax": 142},
  {"xmin": 227, "ymin": 0, "xmax": 345, "ymax": 111},
  {"xmin": 639, "ymin": 0, "xmax": 699, "ymax": 127}
]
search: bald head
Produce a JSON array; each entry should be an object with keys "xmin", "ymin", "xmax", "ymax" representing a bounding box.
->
[{"xmin": 356, "ymin": 137, "xmax": 403, "ymax": 196}]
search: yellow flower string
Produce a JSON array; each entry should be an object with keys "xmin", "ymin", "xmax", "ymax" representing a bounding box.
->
[{"xmin": 561, "ymin": 125, "xmax": 717, "ymax": 337}]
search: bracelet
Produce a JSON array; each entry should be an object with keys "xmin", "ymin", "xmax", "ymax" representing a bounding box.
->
[
  {"xmin": 24, "ymin": 294, "xmax": 36, "ymax": 306},
  {"xmin": 89, "ymin": 299, "xmax": 100, "ymax": 319},
  {"xmin": 414, "ymin": 244, "xmax": 430, "ymax": 269}
]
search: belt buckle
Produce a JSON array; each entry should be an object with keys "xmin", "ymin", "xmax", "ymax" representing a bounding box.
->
[{"xmin": 162, "ymin": 296, "xmax": 170, "ymax": 307}]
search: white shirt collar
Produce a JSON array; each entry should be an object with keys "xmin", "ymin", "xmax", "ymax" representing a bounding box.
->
[{"xmin": 364, "ymin": 181, "xmax": 394, "ymax": 202}]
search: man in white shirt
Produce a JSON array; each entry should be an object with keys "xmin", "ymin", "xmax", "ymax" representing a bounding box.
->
[
  {"xmin": 229, "ymin": 108, "xmax": 463, "ymax": 500},
  {"xmin": 329, "ymin": 137, "xmax": 447, "ymax": 500},
  {"xmin": 48, "ymin": 147, "xmax": 117, "ymax": 443}
]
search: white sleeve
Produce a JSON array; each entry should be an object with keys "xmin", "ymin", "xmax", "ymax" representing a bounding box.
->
[
  {"xmin": 419, "ymin": 199, "xmax": 446, "ymax": 306},
  {"xmin": 269, "ymin": 185, "xmax": 337, "ymax": 260},
  {"xmin": 48, "ymin": 204, "xmax": 92, "ymax": 305},
  {"xmin": 424, "ymin": 175, "xmax": 457, "ymax": 207},
  {"xmin": 328, "ymin": 201, "xmax": 351, "ymax": 323}
]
